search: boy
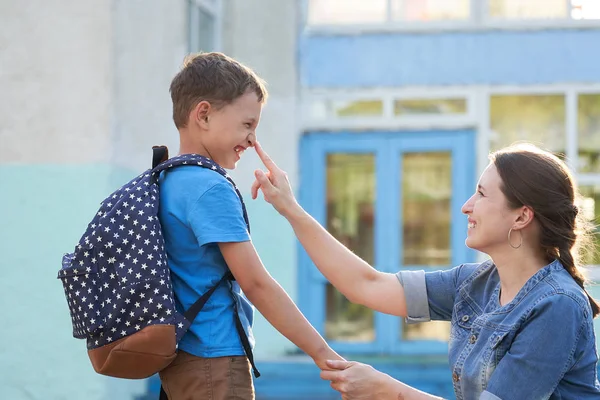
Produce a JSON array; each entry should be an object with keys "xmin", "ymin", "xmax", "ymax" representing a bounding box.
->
[{"xmin": 157, "ymin": 52, "xmax": 342, "ymax": 399}]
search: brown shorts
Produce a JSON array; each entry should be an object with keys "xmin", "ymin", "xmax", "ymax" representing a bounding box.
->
[{"xmin": 158, "ymin": 351, "xmax": 255, "ymax": 400}]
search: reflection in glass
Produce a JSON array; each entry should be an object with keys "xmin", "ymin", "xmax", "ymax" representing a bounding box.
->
[
  {"xmin": 580, "ymin": 186, "xmax": 600, "ymax": 265},
  {"xmin": 578, "ymin": 94, "xmax": 600, "ymax": 173},
  {"xmin": 308, "ymin": 0, "xmax": 387, "ymax": 25},
  {"xmin": 490, "ymin": 95, "xmax": 566, "ymax": 155},
  {"xmin": 402, "ymin": 152, "xmax": 452, "ymax": 266},
  {"xmin": 325, "ymin": 154, "xmax": 376, "ymax": 341},
  {"xmin": 394, "ymin": 98, "xmax": 467, "ymax": 116},
  {"xmin": 391, "ymin": 0, "xmax": 470, "ymax": 21},
  {"xmin": 571, "ymin": 1, "xmax": 600, "ymax": 20},
  {"xmin": 402, "ymin": 320, "xmax": 451, "ymax": 341},
  {"xmin": 333, "ymin": 100, "xmax": 384, "ymax": 117},
  {"xmin": 488, "ymin": 0, "xmax": 567, "ymax": 19}
]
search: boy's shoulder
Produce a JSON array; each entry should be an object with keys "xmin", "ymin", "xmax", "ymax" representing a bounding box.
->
[
  {"xmin": 161, "ymin": 164, "xmax": 230, "ymax": 191},
  {"xmin": 159, "ymin": 164, "xmax": 241, "ymax": 208}
]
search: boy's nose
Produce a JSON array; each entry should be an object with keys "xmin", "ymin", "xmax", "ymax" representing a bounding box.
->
[{"xmin": 247, "ymin": 133, "xmax": 256, "ymax": 148}]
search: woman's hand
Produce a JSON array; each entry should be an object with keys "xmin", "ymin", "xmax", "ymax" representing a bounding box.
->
[
  {"xmin": 322, "ymin": 360, "xmax": 444, "ymax": 400},
  {"xmin": 320, "ymin": 360, "xmax": 391, "ymax": 400},
  {"xmin": 251, "ymin": 142, "xmax": 302, "ymax": 219}
]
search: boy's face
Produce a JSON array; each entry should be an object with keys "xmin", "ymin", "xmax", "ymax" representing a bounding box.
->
[{"xmin": 201, "ymin": 91, "xmax": 262, "ymax": 169}]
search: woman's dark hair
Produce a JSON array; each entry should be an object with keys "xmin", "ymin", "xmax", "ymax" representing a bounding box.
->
[{"xmin": 491, "ymin": 143, "xmax": 599, "ymax": 318}]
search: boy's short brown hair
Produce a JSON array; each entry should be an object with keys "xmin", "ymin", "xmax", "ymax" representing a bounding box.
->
[{"xmin": 169, "ymin": 52, "xmax": 268, "ymax": 129}]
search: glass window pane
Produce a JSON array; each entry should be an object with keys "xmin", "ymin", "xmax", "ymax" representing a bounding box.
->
[
  {"xmin": 572, "ymin": 0, "xmax": 600, "ymax": 20},
  {"xmin": 326, "ymin": 284, "xmax": 375, "ymax": 341},
  {"xmin": 488, "ymin": 0, "xmax": 568, "ymax": 19},
  {"xmin": 402, "ymin": 152, "xmax": 452, "ymax": 266},
  {"xmin": 578, "ymin": 94, "xmax": 600, "ymax": 173},
  {"xmin": 490, "ymin": 95, "xmax": 566, "ymax": 155},
  {"xmin": 392, "ymin": 0, "xmax": 470, "ymax": 21},
  {"xmin": 332, "ymin": 99, "xmax": 384, "ymax": 117},
  {"xmin": 402, "ymin": 320, "xmax": 451, "ymax": 341},
  {"xmin": 580, "ymin": 185, "xmax": 600, "ymax": 265},
  {"xmin": 308, "ymin": 0, "xmax": 387, "ymax": 25},
  {"xmin": 394, "ymin": 98, "xmax": 467, "ymax": 116},
  {"xmin": 325, "ymin": 154, "xmax": 375, "ymax": 342}
]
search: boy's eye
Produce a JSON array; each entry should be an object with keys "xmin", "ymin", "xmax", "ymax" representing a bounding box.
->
[{"xmin": 477, "ymin": 190, "xmax": 484, "ymax": 197}]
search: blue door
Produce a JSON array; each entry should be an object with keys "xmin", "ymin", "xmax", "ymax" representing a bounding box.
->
[{"xmin": 298, "ymin": 130, "xmax": 477, "ymax": 355}]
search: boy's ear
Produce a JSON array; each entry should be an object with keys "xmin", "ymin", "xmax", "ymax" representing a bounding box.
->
[{"xmin": 193, "ymin": 101, "xmax": 211, "ymax": 128}]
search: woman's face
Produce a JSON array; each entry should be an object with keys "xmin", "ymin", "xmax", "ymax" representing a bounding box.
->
[{"xmin": 461, "ymin": 164, "xmax": 520, "ymax": 254}]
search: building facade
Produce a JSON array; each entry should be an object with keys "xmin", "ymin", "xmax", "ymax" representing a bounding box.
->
[{"xmin": 1, "ymin": 1, "xmax": 599, "ymax": 399}]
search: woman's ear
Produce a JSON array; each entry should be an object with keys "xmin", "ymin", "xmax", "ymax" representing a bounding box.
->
[{"xmin": 514, "ymin": 206, "xmax": 535, "ymax": 229}]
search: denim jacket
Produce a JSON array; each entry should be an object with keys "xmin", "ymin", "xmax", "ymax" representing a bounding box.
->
[{"xmin": 398, "ymin": 259, "xmax": 600, "ymax": 400}]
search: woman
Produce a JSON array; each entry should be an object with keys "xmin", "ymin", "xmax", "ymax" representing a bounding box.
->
[{"xmin": 250, "ymin": 141, "xmax": 600, "ymax": 400}]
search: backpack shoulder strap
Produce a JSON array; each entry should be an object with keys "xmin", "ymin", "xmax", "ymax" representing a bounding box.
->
[
  {"xmin": 152, "ymin": 145, "xmax": 169, "ymax": 169},
  {"xmin": 150, "ymin": 147, "xmax": 259, "ymax": 377},
  {"xmin": 150, "ymin": 149, "xmax": 250, "ymax": 233}
]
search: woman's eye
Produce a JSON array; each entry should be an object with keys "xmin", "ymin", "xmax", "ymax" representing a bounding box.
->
[{"xmin": 244, "ymin": 123, "xmax": 251, "ymax": 128}]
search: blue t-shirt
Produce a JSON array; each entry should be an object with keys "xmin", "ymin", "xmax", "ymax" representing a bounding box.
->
[{"xmin": 158, "ymin": 165, "xmax": 254, "ymax": 358}]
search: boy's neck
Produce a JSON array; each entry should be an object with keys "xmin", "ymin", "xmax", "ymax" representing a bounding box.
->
[{"xmin": 178, "ymin": 128, "xmax": 210, "ymax": 158}]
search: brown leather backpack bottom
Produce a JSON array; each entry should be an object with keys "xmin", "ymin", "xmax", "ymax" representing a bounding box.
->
[{"xmin": 88, "ymin": 324, "xmax": 177, "ymax": 379}]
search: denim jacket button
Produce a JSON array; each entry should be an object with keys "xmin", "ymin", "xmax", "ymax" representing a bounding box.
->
[
  {"xmin": 461, "ymin": 315, "xmax": 469, "ymax": 322},
  {"xmin": 469, "ymin": 334, "xmax": 477, "ymax": 344},
  {"xmin": 452, "ymin": 372, "xmax": 460, "ymax": 382}
]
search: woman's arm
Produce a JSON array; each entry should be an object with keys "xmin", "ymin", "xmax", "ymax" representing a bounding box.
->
[
  {"xmin": 251, "ymin": 142, "xmax": 407, "ymax": 317},
  {"xmin": 220, "ymin": 240, "xmax": 344, "ymax": 370},
  {"xmin": 321, "ymin": 360, "xmax": 444, "ymax": 400}
]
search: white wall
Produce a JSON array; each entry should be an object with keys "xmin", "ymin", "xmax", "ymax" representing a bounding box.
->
[
  {"xmin": 111, "ymin": 0, "xmax": 188, "ymax": 171},
  {"xmin": 0, "ymin": 0, "xmax": 112, "ymax": 165}
]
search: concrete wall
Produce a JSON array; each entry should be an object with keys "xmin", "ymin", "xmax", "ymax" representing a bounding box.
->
[
  {"xmin": 1, "ymin": 0, "xmax": 302, "ymax": 397},
  {"xmin": 0, "ymin": 1, "xmax": 191, "ymax": 399},
  {"xmin": 0, "ymin": 0, "xmax": 112, "ymax": 164}
]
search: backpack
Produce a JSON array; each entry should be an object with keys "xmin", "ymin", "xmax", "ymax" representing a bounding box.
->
[{"xmin": 57, "ymin": 146, "xmax": 259, "ymax": 380}]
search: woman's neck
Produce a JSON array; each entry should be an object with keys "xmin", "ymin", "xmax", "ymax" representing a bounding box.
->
[{"xmin": 491, "ymin": 250, "xmax": 549, "ymax": 306}]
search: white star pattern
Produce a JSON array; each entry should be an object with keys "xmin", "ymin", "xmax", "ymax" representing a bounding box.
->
[{"xmin": 58, "ymin": 154, "xmax": 243, "ymax": 350}]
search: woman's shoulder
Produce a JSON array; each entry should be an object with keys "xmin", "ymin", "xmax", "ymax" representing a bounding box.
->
[
  {"xmin": 455, "ymin": 259, "xmax": 498, "ymax": 289},
  {"xmin": 534, "ymin": 262, "xmax": 593, "ymax": 319}
]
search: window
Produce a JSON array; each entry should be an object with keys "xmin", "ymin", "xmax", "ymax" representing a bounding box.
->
[
  {"xmin": 489, "ymin": 95, "xmax": 566, "ymax": 154},
  {"xmin": 189, "ymin": 0, "xmax": 221, "ymax": 52},
  {"xmin": 325, "ymin": 154, "xmax": 376, "ymax": 342},
  {"xmin": 300, "ymin": 131, "xmax": 474, "ymax": 354},
  {"xmin": 306, "ymin": 0, "xmax": 600, "ymax": 27},
  {"xmin": 490, "ymin": 0, "xmax": 600, "ymax": 20},
  {"xmin": 578, "ymin": 94, "xmax": 600, "ymax": 173},
  {"xmin": 578, "ymin": 94, "xmax": 600, "ymax": 266},
  {"xmin": 488, "ymin": 0, "xmax": 568, "ymax": 20},
  {"xmin": 391, "ymin": 0, "xmax": 470, "ymax": 21},
  {"xmin": 303, "ymin": 94, "xmax": 472, "ymax": 128},
  {"xmin": 303, "ymin": 86, "xmax": 600, "ymax": 274},
  {"xmin": 394, "ymin": 98, "xmax": 467, "ymax": 116},
  {"xmin": 307, "ymin": 0, "xmax": 388, "ymax": 25},
  {"xmin": 580, "ymin": 185, "xmax": 600, "ymax": 266},
  {"xmin": 488, "ymin": 91, "xmax": 600, "ymax": 269}
]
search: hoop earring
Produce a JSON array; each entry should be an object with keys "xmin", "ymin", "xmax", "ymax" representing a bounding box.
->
[{"xmin": 508, "ymin": 228, "xmax": 523, "ymax": 249}]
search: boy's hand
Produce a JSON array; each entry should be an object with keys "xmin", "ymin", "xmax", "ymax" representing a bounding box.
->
[
  {"xmin": 251, "ymin": 142, "xmax": 302, "ymax": 218},
  {"xmin": 312, "ymin": 346, "xmax": 345, "ymax": 371}
]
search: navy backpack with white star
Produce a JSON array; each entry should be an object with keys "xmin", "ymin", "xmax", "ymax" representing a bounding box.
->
[{"xmin": 57, "ymin": 146, "xmax": 259, "ymax": 381}]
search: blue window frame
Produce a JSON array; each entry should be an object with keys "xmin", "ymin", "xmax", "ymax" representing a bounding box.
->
[{"xmin": 298, "ymin": 130, "xmax": 477, "ymax": 355}]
